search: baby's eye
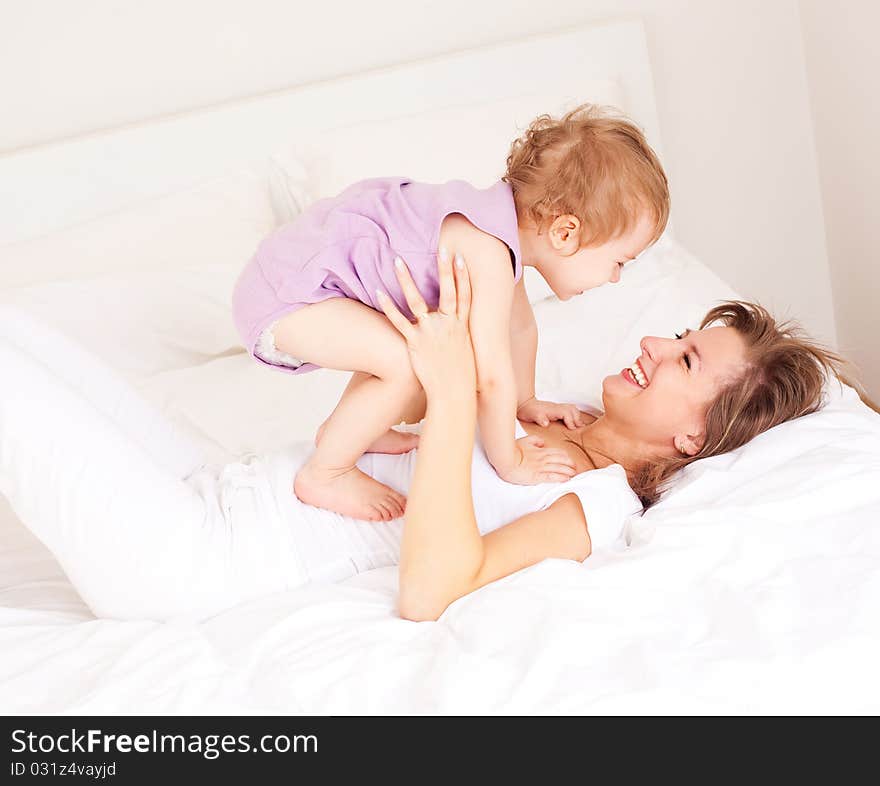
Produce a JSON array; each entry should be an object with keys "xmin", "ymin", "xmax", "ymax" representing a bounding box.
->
[{"xmin": 674, "ymin": 332, "xmax": 683, "ymax": 340}]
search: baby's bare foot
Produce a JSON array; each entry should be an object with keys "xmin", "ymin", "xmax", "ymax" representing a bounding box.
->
[
  {"xmin": 315, "ymin": 421, "xmax": 418, "ymax": 455},
  {"xmin": 294, "ymin": 464, "xmax": 406, "ymax": 521}
]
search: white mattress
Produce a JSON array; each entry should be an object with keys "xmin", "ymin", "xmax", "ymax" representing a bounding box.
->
[{"xmin": 1, "ymin": 235, "xmax": 879, "ymax": 714}]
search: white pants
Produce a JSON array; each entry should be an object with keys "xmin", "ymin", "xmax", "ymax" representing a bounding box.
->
[{"xmin": 0, "ymin": 306, "xmax": 315, "ymax": 621}]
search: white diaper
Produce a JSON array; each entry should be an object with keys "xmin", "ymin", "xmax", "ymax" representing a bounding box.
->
[{"xmin": 255, "ymin": 321, "xmax": 304, "ymax": 370}]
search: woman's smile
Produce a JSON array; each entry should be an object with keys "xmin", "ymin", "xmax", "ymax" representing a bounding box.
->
[{"xmin": 621, "ymin": 357, "xmax": 649, "ymax": 389}]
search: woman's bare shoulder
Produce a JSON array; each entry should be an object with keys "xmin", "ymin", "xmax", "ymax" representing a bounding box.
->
[{"xmin": 517, "ymin": 414, "xmax": 600, "ymax": 473}]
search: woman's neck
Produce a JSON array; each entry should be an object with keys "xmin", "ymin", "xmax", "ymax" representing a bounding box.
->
[
  {"xmin": 517, "ymin": 412, "xmax": 654, "ymax": 474},
  {"xmin": 572, "ymin": 416, "xmax": 645, "ymax": 473}
]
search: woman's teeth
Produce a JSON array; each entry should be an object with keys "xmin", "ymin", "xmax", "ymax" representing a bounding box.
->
[{"xmin": 628, "ymin": 361, "xmax": 648, "ymax": 388}]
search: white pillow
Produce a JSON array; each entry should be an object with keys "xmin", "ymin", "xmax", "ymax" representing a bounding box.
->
[
  {"xmin": 0, "ymin": 169, "xmax": 276, "ymax": 289},
  {"xmin": 269, "ymin": 85, "xmax": 626, "ymax": 305},
  {"xmin": 0, "ymin": 170, "xmax": 277, "ymax": 381},
  {"xmin": 0, "ymin": 264, "xmax": 245, "ymax": 382},
  {"xmin": 138, "ymin": 354, "xmax": 350, "ymax": 457}
]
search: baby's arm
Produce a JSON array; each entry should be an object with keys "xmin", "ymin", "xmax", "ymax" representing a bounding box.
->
[
  {"xmin": 465, "ymin": 239, "xmax": 519, "ymax": 477},
  {"xmin": 510, "ymin": 276, "xmax": 586, "ymax": 431},
  {"xmin": 510, "ymin": 277, "xmax": 538, "ymax": 409},
  {"xmin": 441, "ymin": 217, "xmax": 575, "ymax": 485}
]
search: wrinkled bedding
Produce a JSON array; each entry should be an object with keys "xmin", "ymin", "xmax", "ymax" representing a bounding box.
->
[{"xmin": 2, "ymin": 237, "xmax": 879, "ymax": 714}]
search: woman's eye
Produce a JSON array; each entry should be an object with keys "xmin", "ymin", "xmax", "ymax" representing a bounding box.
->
[{"xmin": 674, "ymin": 333, "xmax": 692, "ymax": 369}]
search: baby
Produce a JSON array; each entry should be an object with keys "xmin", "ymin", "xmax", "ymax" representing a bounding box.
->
[{"xmin": 232, "ymin": 104, "xmax": 669, "ymax": 521}]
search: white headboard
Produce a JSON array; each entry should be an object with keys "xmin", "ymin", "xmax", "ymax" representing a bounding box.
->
[{"xmin": 0, "ymin": 18, "xmax": 662, "ymax": 247}]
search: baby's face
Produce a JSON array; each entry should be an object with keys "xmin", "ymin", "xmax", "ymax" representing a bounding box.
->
[{"xmin": 535, "ymin": 212, "xmax": 658, "ymax": 301}]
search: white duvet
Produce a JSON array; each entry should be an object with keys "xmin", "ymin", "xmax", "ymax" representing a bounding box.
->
[{"xmin": 1, "ymin": 236, "xmax": 879, "ymax": 714}]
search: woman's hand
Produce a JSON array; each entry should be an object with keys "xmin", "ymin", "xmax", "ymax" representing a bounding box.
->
[
  {"xmin": 376, "ymin": 249, "xmax": 475, "ymax": 398},
  {"xmin": 377, "ymin": 248, "xmax": 576, "ymax": 486}
]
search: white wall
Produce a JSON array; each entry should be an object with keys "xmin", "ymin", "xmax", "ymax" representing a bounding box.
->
[
  {"xmin": 799, "ymin": 0, "xmax": 879, "ymax": 397},
  {"xmin": 0, "ymin": 0, "xmax": 838, "ymax": 343}
]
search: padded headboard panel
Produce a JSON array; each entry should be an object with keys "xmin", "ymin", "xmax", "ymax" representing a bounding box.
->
[{"xmin": 0, "ymin": 18, "xmax": 662, "ymax": 248}]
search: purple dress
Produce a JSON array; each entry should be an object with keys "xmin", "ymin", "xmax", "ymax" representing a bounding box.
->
[{"xmin": 231, "ymin": 177, "xmax": 523, "ymax": 374}]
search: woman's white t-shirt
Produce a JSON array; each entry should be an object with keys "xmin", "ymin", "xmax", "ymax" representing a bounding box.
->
[{"xmin": 262, "ymin": 422, "xmax": 643, "ymax": 585}]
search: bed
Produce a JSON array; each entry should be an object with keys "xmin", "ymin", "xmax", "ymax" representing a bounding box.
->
[{"xmin": 1, "ymin": 20, "xmax": 879, "ymax": 714}]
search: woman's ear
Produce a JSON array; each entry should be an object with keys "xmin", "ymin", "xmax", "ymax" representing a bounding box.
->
[
  {"xmin": 548, "ymin": 214, "xmax": 582, "ymax": 254},
  {"xmin": 673, "ymin": 432, "xmax": 703, "ymax": 457}
]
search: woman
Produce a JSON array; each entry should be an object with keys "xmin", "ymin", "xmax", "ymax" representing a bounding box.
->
[
  {"xmin": 377, "ymin": 255, "xmax": 859, "ymax": 620},
  {"xmin": 0, "ymin": 255, "xmax": 853, "ymax": 622}
]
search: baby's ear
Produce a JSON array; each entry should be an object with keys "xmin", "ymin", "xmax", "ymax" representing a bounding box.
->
[{"xmin": 549, "ymin": 214, "xmax": 582, "ymax": 251}]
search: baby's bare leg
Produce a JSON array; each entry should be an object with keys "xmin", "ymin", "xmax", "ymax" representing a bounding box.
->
[
  {"xmin": 316, "ymin": 371, "xmax": 425, "ymax": 453},
  {"xmin": 271, "ymin": 299, "xmax": 421, "ymax": 521}
]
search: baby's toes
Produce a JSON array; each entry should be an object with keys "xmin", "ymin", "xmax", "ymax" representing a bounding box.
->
[
  {"xmin": 393, "ymin": 494, "xmax": 407, "ymax": 517},
  {"xmin": 370, "ymin": 505, "xmax": 386, "ymax": 521}
]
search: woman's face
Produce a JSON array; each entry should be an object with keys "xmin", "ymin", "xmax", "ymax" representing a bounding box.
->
[{"xmin": 602, "ymin": 326, "xmax": 749, "ymax": 457}]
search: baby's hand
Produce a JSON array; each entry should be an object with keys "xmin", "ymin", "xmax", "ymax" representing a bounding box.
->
[
  {"xmin": 498, "ymin": 435, "xmax": 577, "ymax": 485},
  {"xmin": 517, "ymin": 397, "xmax": 586, "ymax": 430}
]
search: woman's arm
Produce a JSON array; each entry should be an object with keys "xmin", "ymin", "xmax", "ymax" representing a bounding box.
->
[
  {"xmin": 377, "ymin": 252, "xmax": 592, "ymax": 622},
  {"xmin": 404, "ymin": 483, "xmax": 592, "ymax": 622}
]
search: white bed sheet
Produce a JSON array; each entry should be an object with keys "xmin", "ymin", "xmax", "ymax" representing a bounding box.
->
[
  {"xmin": 2, "ymin": 237, "xmax": 879, "ymax": 714},
  {"xmin": 3, "ymin": 486, "xmax": 879, "ymax": 714}
]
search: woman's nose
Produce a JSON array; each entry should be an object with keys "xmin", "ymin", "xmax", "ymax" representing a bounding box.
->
[
  {"xmin": 610, "ymin": 265, "xmax": 621, "ymax": 284},
  {"xmin": 640, "ymin": 336, "xmax": 670, "ymax": 360}
]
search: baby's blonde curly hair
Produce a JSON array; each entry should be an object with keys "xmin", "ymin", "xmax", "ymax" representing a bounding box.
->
[{"xmin": 504, "ymin": 103, "xmax": 670, "ymax": 247}]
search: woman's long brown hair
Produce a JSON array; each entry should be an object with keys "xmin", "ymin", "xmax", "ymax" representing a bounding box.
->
[{"xmin": 630, "ymin": 301, "xmax": 877, "ymax": 508}]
